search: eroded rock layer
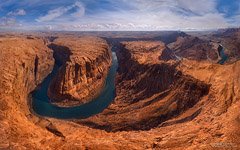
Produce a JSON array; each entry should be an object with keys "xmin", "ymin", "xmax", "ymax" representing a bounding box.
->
[
  {"xmin": 47, "ymin": 36, "xmax": 112, "ymax": 106},
  {"xmin": 0, "ymin": 36, "xmax": 56, "ymax": 149},
  {"xmin": 78, "ymin": 41, "xmax": 210, "ymax": 131}
]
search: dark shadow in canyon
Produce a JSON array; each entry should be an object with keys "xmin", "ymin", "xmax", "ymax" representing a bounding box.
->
[
  {"xmin": 77, "ymin": 41, "xmax": 210, "ymax": 132},
  {"xmin": 34, "ymin": 55, "xmax": 39, "ymax": 80},
  {"xmin": 48, "ymin": 43, "xmax": 72, "ymax": 66}
]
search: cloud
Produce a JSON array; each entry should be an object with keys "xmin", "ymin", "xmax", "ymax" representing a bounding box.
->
[
  {"xmin": 58, "ymin": 0, "xmax": 227, "ymax": 31},
  {"xmin": 0, "ymin": 17, "xmax": 17, "ymax": 26},
  {"xmin": 36, "ymin": 1, "xmax": 85, "ymax": 22},
  {"xmin": 176, "ymin": 0, "xmax": 216, "ymax": 15},
  {"xmin": 36, "ymin": 6, "xmax": 72, "ymax": 22},
  {"xmin": 56, "ymin": 12, "xmax": 229, "ymax": 31},
  {"xmin": 0, "ymin": 0, "xmax": 239, "ymax": 31},
  {"xmin": 7, "ymin": 9, "xmax": 26, "ymax": 16},
  {"xmin": 71, "ymin": 1, "xmax": 85, "ymax": 17},
  {"xmin": 0, "ymin": 8, "xmax": 26, "ymax": 28},
  {"xmin": 229, "ymin": 14, "xmax": 240, "ymax": 26}
]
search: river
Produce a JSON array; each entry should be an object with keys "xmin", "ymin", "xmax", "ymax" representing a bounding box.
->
[
  {"xmin": 31, "ymin": 51, "xmax": 118, "ymax": 119},
  {"xmin": 218, "ymin": 45, "xmax": 228, "ymax": 65}
]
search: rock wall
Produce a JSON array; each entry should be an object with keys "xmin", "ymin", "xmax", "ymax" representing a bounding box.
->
[
  {"xmin": 116, "ymin": 42, "xmax": 209, "ymax": 105},
  {"xmin": 0, "ymin": 36, "xmax": 54, "ymax": 112},
  {"xmin": 0, "ymin": 36, "xmax": 55, "ymax": 148},
  {"xmin": 47, "ymin": 36, "xmax": 112, "ymax": 106}
]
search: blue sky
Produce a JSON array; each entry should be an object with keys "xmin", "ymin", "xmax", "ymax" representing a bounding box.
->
[{"xmin": 0, "ymin": 0, "xmax": 239, "ymax": 31}]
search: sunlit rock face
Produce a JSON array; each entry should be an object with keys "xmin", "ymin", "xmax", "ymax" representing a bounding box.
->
[
  {"xmin": 47, "ymin": 36, "xmax": 112, "ymax": 107},
  {"xmin": 0, "ymin": 35, "xmax": 55, "ymax": 149}
]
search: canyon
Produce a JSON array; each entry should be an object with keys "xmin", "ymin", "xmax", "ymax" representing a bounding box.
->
[
  {"xmin": 0, "ymin": 30, "xmax": 240, "ymax": 149},
  {"xmin": 47, "ymin": 36, "xmax": 112, "ymax": 106}
]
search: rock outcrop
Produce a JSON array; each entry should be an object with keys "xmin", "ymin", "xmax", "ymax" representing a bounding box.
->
[
  {"xmin": 168, "ymin": 35, "xmax": 218, "ymax": 61},
  {"xmin": 48, "ymin": 36, "xmax": 112, "ymax": 106},
  {"xmin": 78, "ymin": 41, "xmax": 210, "ymax": 131},
  {"xmin": 76, "ymin": 38, "xmax": 240, "ymax": 149}
]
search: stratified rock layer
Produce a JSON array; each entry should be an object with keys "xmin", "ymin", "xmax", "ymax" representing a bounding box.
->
[
  {"xmin": 0, "ymin": 36, "xmax": 56, "ymax": 149},
  {"xmin": 48, "ymin": 36, "xmax": 112, "ymax": 106},
  {"xmin": 78, "ymin": 41, "xmax": 210, "ymax": 131}
]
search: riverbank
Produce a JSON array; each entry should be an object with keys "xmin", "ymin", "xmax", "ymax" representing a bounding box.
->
[{"xmin": 31, "ymin": 51, "xmax": 118, "ymax": 119}]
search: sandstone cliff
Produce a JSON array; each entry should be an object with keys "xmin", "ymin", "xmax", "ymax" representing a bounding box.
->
[
  {"xmin": 47, "ymin": 36, "xmax": 112, "ymax": 106},
  {"xmin": 0, "ymin": 36, "xmax": 56, "ymax": 149}
]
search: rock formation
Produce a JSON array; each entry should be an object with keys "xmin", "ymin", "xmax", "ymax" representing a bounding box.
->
[
  {"xmin": 213, "ymin": 28, "xmax": 240, "ymax": 62},
  {"xmin": 78, "ymin": 41, "xmax": 210, "ymax": 131},
  {"xmin": 0, "ymin": 35, "xmax": 56, "ymax": 149},
  {"xmin": 47, "ymin": 36, "xmax": 112, "ymax": 106},
  {"xmin": 168, "ymin": 35, "xmax": 218, "ymax": 61},
  {"xmin": 77, "ymin": 37, "xmax": 240, "ymax": 149}
]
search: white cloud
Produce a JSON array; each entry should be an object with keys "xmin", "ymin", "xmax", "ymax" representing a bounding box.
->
[
  {"xmin": 7, "ymin": 9, "xmax": 26, "ymax": 16},
  {"xmin": 121, "ymin": 0, "xmax": 216, "ymax": 15},
  {"xmin": 61, "ymin": 0, "xmax": 225, "ymax": 31},
  {"xmin": 72, "ymin": 1, "xmax": 85, "ymax": 17},
  {"xmin": 229, "ymin": 15, "xmax": 240, "ymax": 27},
  {"xmin": 57, "ymin": 0, "xmax": 227, "ymax": 31},
  {"xmin": 0, "ymin": 9, "xmax": 26, "ymax": 28},
  {"xmin": 1, "ymin": 0, "xmax": 239, "ymax": 31},
  {"xmin": 36, "ymin": 6, "xmax": 72, "ymax": 22},
  {"xmin": 36, "ymin": 1, "xmax": 85, "ymax": 22},
  {"xmin": 176, "ymin": 0, "xmax": 216, "ymax": 15},
  {"xmin": 0, "ymin": 17, "xmax": 16, "ymax": 26}
]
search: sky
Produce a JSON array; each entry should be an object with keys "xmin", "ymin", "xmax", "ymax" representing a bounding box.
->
[{"xmin": 0, "ymin": 0, "xmax": 240, "ymax": 31}]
